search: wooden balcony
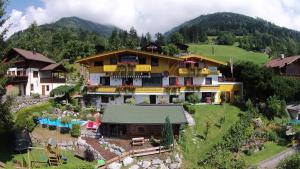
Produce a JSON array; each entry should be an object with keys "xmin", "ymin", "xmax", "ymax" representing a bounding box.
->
[
  {"xmin": 6, "ymin": 75, "xmax": 28, "ymax": 83},
  {"xmin": 88, "ymin": 85, "xmax": 220, "ymax": 93},
  {"xmin": 103, "ymin": 64, "xmax": 151, "ymax": 72},
  {"xmin": 40, "ymin": 78, "xmax": 66, "ymax": 83},
  {"xmin": 178, "ymin": 68, "xmax": 219, "ymax": 76}
]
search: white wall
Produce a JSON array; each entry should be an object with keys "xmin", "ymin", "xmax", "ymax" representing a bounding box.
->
[
  {"xmin": 110, "ymin": 77, "xmax": 122, "ymax": 86},
  {"xmin": 40, "ymin": 83, "xmax": 66, "ymax": 96},
  {"xmin": 133, "ymin": 79, "xmax": 142, "ymax": 86},
  {"xmin": 26, "ymin": 68, "xmax": 40, "ymax": 95},
  {"xmin": 90, "ymin": 73, "xmax": 104, "ymax": 85},
  {"xmin": 193, "ymin": 77, "xmax": 205, "ymax": 85},
  {"xmin": 162, "ymin": 77, "xmax": 169, "ymax": 86}
]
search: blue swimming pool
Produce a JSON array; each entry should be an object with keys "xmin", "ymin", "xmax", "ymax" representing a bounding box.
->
[{"xmin": 38, "ymin": 118, "xmax": 86, "ymax": 129}]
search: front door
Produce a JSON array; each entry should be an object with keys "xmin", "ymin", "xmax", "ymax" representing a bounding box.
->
[
  {"xmin": 150, "ymin": 95, "xmax": 156, "ymax": 104},
  {"xmin": 42, "ymin": 85, "xmax": 45, "ymax": 96}
]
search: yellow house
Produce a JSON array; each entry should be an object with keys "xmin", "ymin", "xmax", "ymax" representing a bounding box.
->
[{"xmin": 76, "ymin": 49, "xmax": 242, "ymax": 106}]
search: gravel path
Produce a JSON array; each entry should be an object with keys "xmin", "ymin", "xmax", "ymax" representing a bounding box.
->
[
  {"xmin": 258, "ymin": 146, "xmax": 298, "ymax": 169},
  {"xmin": 183, "ymin": 110, "xmax": 195, "ymax": 126}
]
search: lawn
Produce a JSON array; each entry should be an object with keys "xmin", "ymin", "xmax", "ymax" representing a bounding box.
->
[
  {"xmin": 4, "ymin": 148, "xmax": 94, "ymax": 169},
  {"xmin": 180, "ymin": 104, "xmax": 242, "ymax": 168},
  {"xmin": 188, "ymin": 44, "xmax": 270, "ymax": 65},
  {"xmin": 243, "ymin": 141, "xmax": 287, "ymax": 166}
]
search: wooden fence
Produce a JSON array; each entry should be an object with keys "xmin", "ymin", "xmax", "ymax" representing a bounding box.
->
[{"xmin": 99, "ymin": 145, "xmax": 172, "ymax": 169}]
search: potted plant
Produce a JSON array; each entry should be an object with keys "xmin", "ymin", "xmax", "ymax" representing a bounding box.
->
[
  {"xmin": 32, "ymin": 112, "xmax": 41, "ymax": 124},
  {"xmin": 48, "ymin": 114, "xmax": 58, "ymax": 130},
  {"xmin": 60, "ymin": 116, "xmax": 72, "ymax": 134}
]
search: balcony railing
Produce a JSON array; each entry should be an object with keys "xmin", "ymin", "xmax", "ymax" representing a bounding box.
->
[
  {"xmin": 87, "ymin": 85, "xmax": 220, "ymax": 93},
  {"xmin": 103, "ymin": 64, "xmax": 151, "ymax": 72},
  {"xmin": 178, "ymin": 68, "xmax": 220, "ymax": 76},
  {"xmin": 40, "ymin": 78, "xmax": 66, "ymax": 83},
  {"xmin": 6, "ymin": 75, "xmax": 28, "ymax": 83}
]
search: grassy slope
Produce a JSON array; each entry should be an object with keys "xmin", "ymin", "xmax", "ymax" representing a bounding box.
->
[
  {"xmin": 188, "ymin": 44, "xmax": 270, "ymax": 65},
  {"xmin": 180, "ymin": 104, "xmax": 241, "ymax": 168},
  {"xmin": 243, "ymin": 141, "xmax": 287, "ymax": 166}
]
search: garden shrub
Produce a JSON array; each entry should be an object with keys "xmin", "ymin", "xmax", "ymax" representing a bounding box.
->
[
  {"xmin": 267, "ymin": 131, "xmax": 277, "ymax": 142},
  {"xmin": 61, "ymin": 116, "xmax": 71, "ymax": 124},
  {"xmin": 15, "ymin": 103, "xmax": 51, "ymax": 130},
  {"xmin": 48, "ymin": 114, "xmax": 58, "ymax": 121},
  {"xmin": 188, "ymin": 107, "xmax": 196, "ymax": 114},
  {"xmin": 25, "ymin": 117, "xmax": 36, "ymax": 132},
  {"xmin": 187, "ymin": 94, "xmax": 199, "ymax": 104},
  {"xmin": 31, "ymin": 93, "xmax": 40, "ymax": 99},
  {"xmin": 6, "ymin": 86, "xmax": 19, "ymax": 97},
  {"xmin": 126, "ymin": 98, "xmax": 136, "ymax": 105},
  {"xmin": 266, "ymin": 96, "xmax": 286, "ymax": 119},
  {"xmin": 71, "ymin": 124, "xmax": 81, "ymax": 137},
  {"xmin": 277, "ymin": 153, "xmax": 300, "ymax": 169}
]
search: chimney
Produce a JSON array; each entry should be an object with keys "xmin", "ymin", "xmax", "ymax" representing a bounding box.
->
[
  {"xmin": 281, "ymin": 54, "xmax": 285, "ymax": 59},
  {"xmin": 33, "ymin": 48, "xmax": 36, "ymax": 55}
]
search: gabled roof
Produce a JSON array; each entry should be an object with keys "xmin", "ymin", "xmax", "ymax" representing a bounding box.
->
[
  {"xmin": 76, "ymin": 49, "xmax": 182, "ymax": 64},
  {"xmin": 102, "ymin": 105, "xmax": 187, "ymax": 124},
  {"xmin": 41, "ymin": 63, "xmax": 67, "ymax": 71},
  {"xmin": 180, "ymin": 54, "xmax": 227, "ymax": 66},
  {"xmin": 12, "ymin": 48, "xmax": 55, "ymax": 64},
  {"xmin": 266, "ymin": 55, "xmax": 300, "ymax": 68}
]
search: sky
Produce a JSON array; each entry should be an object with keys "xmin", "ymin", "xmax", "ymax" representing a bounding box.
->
[{"xmin": 2, "ymin": 0, "xmax": 300, "ymax": 38}]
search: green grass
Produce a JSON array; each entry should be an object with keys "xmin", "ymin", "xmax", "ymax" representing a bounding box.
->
[
  {"xmin": 244, "ymin": 141, "xmax": 287, "ymax": 166},
  {"xmin": 180, "ymin": 104, "xmax": 241, "ymax": 168},
  {"xmin": 4, "ymin": 148, "xmax": 94, "ymax": 169},
  {"xmin": 188, "ymin": 44, "xmax": 270, "ymax": 65}
]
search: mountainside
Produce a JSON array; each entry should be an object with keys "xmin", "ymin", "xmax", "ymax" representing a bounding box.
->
[
  {"xmin": 6, "ymin": 17, "xmax": 122, "ymax": 62},
  {"xmin": 41, "ymin": 16, "xmax": 119, "ymax": 37},
  {"xmin": 165, "ymin": 12, "xmax": 300, "ymax": 57},
  {"xmin": 165, "ymin": 12, "xmax": 300, "ymax": 39}
]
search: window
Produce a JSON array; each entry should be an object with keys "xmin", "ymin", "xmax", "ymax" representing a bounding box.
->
[
  {"xmin": 119, "ymin": 54, "xmax": 137, "ymax": 63},
  {"xmin": 46, "ymin": 85, "xmax": 50, "ymax": 91},
  {"xmin": 122, "ymin": 78, "xmax": 133, "ymax": 86},
  {"xmin": 142, "ymin": 77, "xmax": 162, "ymax": 87},
  {"xmin": 11, "ymin": 71, "xmax": 15, "ymax": 76},
  {"xmin": 205, "ymin": 77, "xmax": 212, "ymax": 85},
  {"xmin": 17, "ymin": 71, "xmax": 21, "ymax": 76},
  {"xmin": 151, "ymin": 57, "xmax": 159, "ymax": 66},
  {"xmin": 30, "ymin": 84, "xmax": 34, "ymax": 91},
  {"xmin": 33, "ymin": 71, "xmax": 38, "ymax": 78},
  {"xmin": 110, "ymin": 57, "xmax": 117, "ymax": 64},
  {"xmin": 184, "ymin": 77, "xmax": 193, "ymax": 85},
  {"xmin": 100, "ymin": 77, "xmax": 110, "ymax": 86},
  {"xmin": 138, "ymin": 56, "xmax": 146, "ymax": 64},
  {"xmin": 94, "ymin": 61, "xmax": 103, "ymax": 67},
  {"xmin": 169, "ymin": 77, "xmax": 177, "ymax": 86},
  {"xmin": 101, "ymin": 96, "xmax": 109, "ymax": 103}
]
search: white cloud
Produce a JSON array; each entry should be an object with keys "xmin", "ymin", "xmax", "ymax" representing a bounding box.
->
[{"xmin": 2, "ymin": 0, "xmax": 300, "ymax": 38}]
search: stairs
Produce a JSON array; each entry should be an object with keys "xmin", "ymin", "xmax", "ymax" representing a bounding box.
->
[{"xmin": 48, "ymin": 152, "xmax": 60, "ymax": 166}]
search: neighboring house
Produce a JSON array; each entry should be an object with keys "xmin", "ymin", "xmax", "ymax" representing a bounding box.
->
[
  {"xmin": 76, "ymin": 49, "xmax": 242, "ymax": 107},
  {"xmin": 266, "ymin": 55, "xmax": 300, "ymax": 76},
  {"xmin": 4, "ymin": 48, "xmax": 67, "ymax": 96},
  {"xmin": 100, "ymin": 104, "xmax": 187, "ymax": 138},
  {"xmin": 175, "ymin": 43, "xmax": 189, "ymax": 53},
  {"xmin": 141, "ymin": 42, "xmax": 162, "ymax": 53}
]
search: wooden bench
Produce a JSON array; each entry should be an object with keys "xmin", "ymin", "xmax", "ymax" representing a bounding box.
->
[{"xmin": 131, "ymin": 137, "xmax": 145, "ymax": 146}]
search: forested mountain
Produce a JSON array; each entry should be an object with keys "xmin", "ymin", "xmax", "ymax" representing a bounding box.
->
[
  {"xmin": 41, "ymin": 17, "xmax": 118, "ymax": 37},
  {"xmin": 165, "ymin": 12, "xmax": 300, "ymax": 57},
  {"xmin": 5, "ymin": 17, "xmax": 121, "ymax": 62}
]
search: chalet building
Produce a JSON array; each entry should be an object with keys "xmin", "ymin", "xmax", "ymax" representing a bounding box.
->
[
  {"xmin": 76, "ymin": 49, "xmax": 242, "ymax": 107},
  {"xmin": 175, "ymin": 43, "xmax": 189, "ymax": 53},
  {"xmin": 4, "ymin": 48, "xmax": 67, "ymax": 96},
  {"xmin": 266, "ymin": 55, "xmax": 300, "ymax": 76},
  {"xmin": 141, "ymin": 42, "xmax": 162, "ymax": 53},
  {"xmin": 100, "ymin": 105, "xmax": 187, "ymax": 138}
]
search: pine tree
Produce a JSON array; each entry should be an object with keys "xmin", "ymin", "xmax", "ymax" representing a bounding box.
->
[
  {"xmin": 160, "ymin": 116, "xmax": 174, "ymax": 148},
  {"xmin": 109, "ymin": 29, "xmax": 122, "ymax": 50},
  {"xmin": 155, "ymin": 33, "xmax": 165, "ymax": 46},
  {"xmin": 126, "ymin": 27, "xmax": 139, "ymax": 49},
  {"xmin": 0, "ymin": 0, "xmax": 13, "ymax": 134}
]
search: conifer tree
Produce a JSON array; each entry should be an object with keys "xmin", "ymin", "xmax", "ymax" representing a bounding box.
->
[{"xmin": 160, "ymin": 116, "xmax": 174, "ymax": 148}]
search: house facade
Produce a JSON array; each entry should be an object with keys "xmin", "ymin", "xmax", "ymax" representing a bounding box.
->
[
  {"xmin": 4, "ymin": 48, "xmax": 67, "ymax": 96},
  {"xmin": 76, "ymin": 49, "xmax": 242, "ymax": 107},
  {"xmin": 266, "ymin": 55, "xmax": 300, "ymax": 76}
]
